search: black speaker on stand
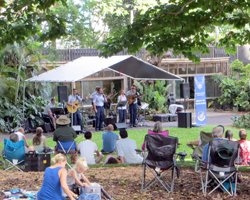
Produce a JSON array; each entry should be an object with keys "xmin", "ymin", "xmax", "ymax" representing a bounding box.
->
[
  {"xmin": 180, "ymin": 82, "xmax": 190, "ymax": 111},
  {"xmin": 180, "ymin": 83, "xmax": 190, "ymax": 99},
  {"xmin": 57, "ymin": 86, "xmax": 68, "ymax": 103}
]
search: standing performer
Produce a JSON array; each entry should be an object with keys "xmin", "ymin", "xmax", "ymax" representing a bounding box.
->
[
  {"xmin": 126, "ymin": 85, "xmax": 140, "ymax": 127},
  {"xmin": 67, "ymin": 88, "xmax": 83, "ymax": 131},
  {"xmin": 93, "ymin": 87, "xmax": 107, "ymax": 131},
  {"xmin": 117, "ymin": 89, "xmax": 127, "ymax": 123}
]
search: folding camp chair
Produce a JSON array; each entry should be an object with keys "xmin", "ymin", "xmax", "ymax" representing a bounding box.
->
[
  {"xmin": 187, "ymin": 131, "xmax": 213, "ymax": 172},
  {"xmin": 141, "ymin": 134, "xmax": 179, "ymax": 192},
  {"xmin": 56, "ymin": 140, "xmax": 77, "ymax": 168},
  {"xmin": 200, "ymin": 139, "xmax": 239, "ymax": 196},
  {"xmin": 2, "ymin": 139, "xmax": 25, "ymax": 171}
]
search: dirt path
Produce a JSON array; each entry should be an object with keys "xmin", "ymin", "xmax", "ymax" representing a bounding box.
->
[{"xmin": 1, "ymin": 167, "xmax": 250, "ymax": 199}]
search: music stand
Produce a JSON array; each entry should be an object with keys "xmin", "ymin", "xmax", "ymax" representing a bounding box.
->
[
  {"xmin": 117, "ymin": 101, "xmax": 127, "ymax": 107},
  {"xmin": 51, "ymin": 107, "xmax": 65, "ymax": 116}
]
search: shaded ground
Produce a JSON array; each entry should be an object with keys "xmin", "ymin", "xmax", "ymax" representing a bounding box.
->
[{"xmin": 1, "ymin": 166, "xmax": 250, "ymax": 199}]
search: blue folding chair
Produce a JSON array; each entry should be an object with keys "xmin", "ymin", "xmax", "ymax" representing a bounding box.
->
[
  {"xmin": 3, "ymin": 139, "xmax": 25, "ymax": 171},
  {"xmin": 56, "ymin": 141, "xmax": 77, "ymax": 168}
]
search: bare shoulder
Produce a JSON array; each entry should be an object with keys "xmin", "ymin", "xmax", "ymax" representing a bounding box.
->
[{"xmin": 58, "ymin": 167, "xmax": 67, "ymax": 176}]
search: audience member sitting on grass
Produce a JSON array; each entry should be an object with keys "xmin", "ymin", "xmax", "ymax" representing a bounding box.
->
[
  {"xmin": 32, "ymin": 127, "xmax": 47, "ymax": 153},
  {"xmin": 142, "ymin": 121, "xmax": 169, "ymax": 150},
  {"xmin": 104, "ymin": 156, "xmax": 122, "ymax": 164},
  {"xmin": 101, "ymin": 124, "xmax": 119, "ymax": 154},
  {"xmin": 53, "ymin": 115, "xmax": 78, "ymax": 163},
  {"xmin": 225, "ymin": 130, "xmax": 237, "ymax": 141},
  {"xmin": 116, "ymin": 129, "xmax": 143, "ymax": 164},
  {"xmin": 202, "ymin": 126, "xmax": 225, "ymax": 162},
  {"xmin": 37, "ymin": 153, "xmax": 78, "ymax": 200},
  {"xmin": 187, "ymin": 125, "xmax": 224, "ymax": 150},
  {"xmin": 77, "ymin": 131, "xmax": 103, "ymax": 165},
  {"xmin": 67, "ymin": 157, "xmax": 91, "ymax": 194},
  {"xmin": 238, "ymin": 129, "xmax": 250, "ymax": 165},
  {"xmin": 53, "ymin": 115, "xmax": 77, "ymax": 143}
]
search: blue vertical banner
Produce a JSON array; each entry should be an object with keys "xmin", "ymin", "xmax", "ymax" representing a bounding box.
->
[{"xmin": 195, "ymin": 75, "xmax": 207, "ymax": 125}]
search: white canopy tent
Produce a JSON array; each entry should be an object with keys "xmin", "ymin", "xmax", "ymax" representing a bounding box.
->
[
  {"xmin": 26, "ymin": 55, "xmax": 182, "ymax": 83},
  {"xmin": 24, "ymin": 55, "xmax": 182, "ymax": 128}
]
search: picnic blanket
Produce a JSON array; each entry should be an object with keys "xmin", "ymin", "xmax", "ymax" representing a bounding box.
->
[{"xmin": 2, "ymin": 188, "xmax": 37, "ymax": 200}]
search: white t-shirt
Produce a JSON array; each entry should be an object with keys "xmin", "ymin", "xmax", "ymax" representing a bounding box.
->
[
  {"xmin": 116, "ymin": 138, "xmax": 143, "ymax": 164},
  {"xmin": 77, "ymin": 140, "xmax": 98, "ymax": 165},
  {"xmin": 117, "ymin": 95, "xmax": 127, "ymax": 110},
  {"xmin": 43, "ymin": 102, "xmax": 55, "ymax": 115},
  {"xmin": 15, "ymin": 131, "xmax": 25, "ymax": 141}
]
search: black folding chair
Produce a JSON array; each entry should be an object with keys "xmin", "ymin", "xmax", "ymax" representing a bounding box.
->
[
  {"xmin": 188, "ymin": 131, "xmax": 213, "ymax": 172},
  {"xmin": 200, "ymin": 139, "xmax": 239, "ymax": 196},
  {"xmin": 141, "ymin": 134, "xmax": 179, "ymax": 192}
]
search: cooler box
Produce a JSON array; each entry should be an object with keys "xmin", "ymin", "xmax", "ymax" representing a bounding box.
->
[{"xmin": 24, "ymin": 152, "xmax": 51, "ymax": 172}]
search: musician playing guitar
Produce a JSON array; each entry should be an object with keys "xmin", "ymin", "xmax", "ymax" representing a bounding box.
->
[
  {"xmin": 126, "ymin": 85, "xmax": 141, "ymax": 127},
  {"xmin": 67, "ymin": 88, "xmax": 83, "ymax": 131}
]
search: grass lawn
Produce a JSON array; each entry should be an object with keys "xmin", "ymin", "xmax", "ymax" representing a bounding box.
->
[
  {"xmin": 1, "ymin": 125, "xmax": 249, "ymax": 168},
  {"xmin": 30, "ymin": 125, "xmax": 248, "ymax": 159}
]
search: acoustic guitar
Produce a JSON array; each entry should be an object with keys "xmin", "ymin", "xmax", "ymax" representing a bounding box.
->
[
  {"xmin": 66, "ymin": 101, "xmax": 80, "ymax": 113},
  {"xmin": 127, "ymin": 94, "xmax": 142, "ymax": 105}
]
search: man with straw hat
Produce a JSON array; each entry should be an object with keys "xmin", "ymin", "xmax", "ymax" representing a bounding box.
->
[
  {"xmin": 53, "ymin": 115, "xmax": 77, "ymax": 142},
  {"xmin": 53, "ymin": 115, "xmax": 78, "ymax": 163}
]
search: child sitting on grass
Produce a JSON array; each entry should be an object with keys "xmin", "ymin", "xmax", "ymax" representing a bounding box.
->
[
  {"xmin": 67, "ymin": 157, "xmax": 91, "ymax": 194},
  {"xmin": 67, "ymin": 157, "xmax": 103, "ymax": 200}
]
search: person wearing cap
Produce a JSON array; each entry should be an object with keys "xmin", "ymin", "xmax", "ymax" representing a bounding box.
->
[{"xmin": 53, "ymin": 115, "xmax": 77, "ymax": 142}]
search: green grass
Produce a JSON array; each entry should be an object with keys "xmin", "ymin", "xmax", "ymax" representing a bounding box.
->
[{"xmin": 1, "ymin": 125, "xmax": 250, "ymax": 163}]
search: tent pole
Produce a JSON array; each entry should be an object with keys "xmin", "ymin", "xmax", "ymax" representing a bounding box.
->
[
  {"xmin": 22, "ymin": 81, "xmax": 26, "ymax": 125},
  {"xmin": 71, "ymin": 82, "xmax": 74, "ymax": 127}
]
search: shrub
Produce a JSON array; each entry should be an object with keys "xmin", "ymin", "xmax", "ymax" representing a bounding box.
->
[{"xmin": 232, "ymin": 113, "xmax": 250, "ymax": 128}]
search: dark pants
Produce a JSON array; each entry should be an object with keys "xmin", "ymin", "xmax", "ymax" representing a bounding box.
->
[
  {"xmin": 129, "ymin": 103, "xmax": 137, "ymax": 126},
  {"xmin": 118, "ymin": 109, "xmax": 126, "ymax": 123},
  {"xmin": 73, "ymin": 110, "xmax": 83, "ymax": 130},
  {"xmin": 95, "ymin": 106, "xmax": 104, "ymax": 131}
]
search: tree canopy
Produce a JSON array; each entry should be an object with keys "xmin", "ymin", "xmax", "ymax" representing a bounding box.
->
[
  {"xmin": 99, "ymin": 0, "xmax": 250, "ymax": 61},
  {"xmin": 0, "ymin": 0, "xmax": 67, "ymax": 49}
]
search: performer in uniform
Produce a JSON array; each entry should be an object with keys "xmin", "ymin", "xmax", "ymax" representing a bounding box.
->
[
  {"xmin": 67, "ymin": 88, "xmax": 83, "ymax": 131},
  {"xmin": 93, "ymin": 87, "xmax": 107, "ymax": 131}
]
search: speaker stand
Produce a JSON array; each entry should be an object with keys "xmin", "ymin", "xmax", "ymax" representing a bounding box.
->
[{"xmin": 183, "ymin": 98, "xmax": 187, "ymax": 112}]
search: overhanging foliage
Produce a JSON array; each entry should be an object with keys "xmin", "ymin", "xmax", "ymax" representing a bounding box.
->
[
  {"xmin": 99, "ymin": 0, "xmax": 250, "ymax": 61},
  {"xmin": 0, "ymin": 0, "xmax": 67, "ymax": 49}
]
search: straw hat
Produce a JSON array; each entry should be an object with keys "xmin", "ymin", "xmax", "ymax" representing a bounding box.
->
[{"xmin": 56, "ymin": 115, "xmax": 70, "ymax": 125}]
